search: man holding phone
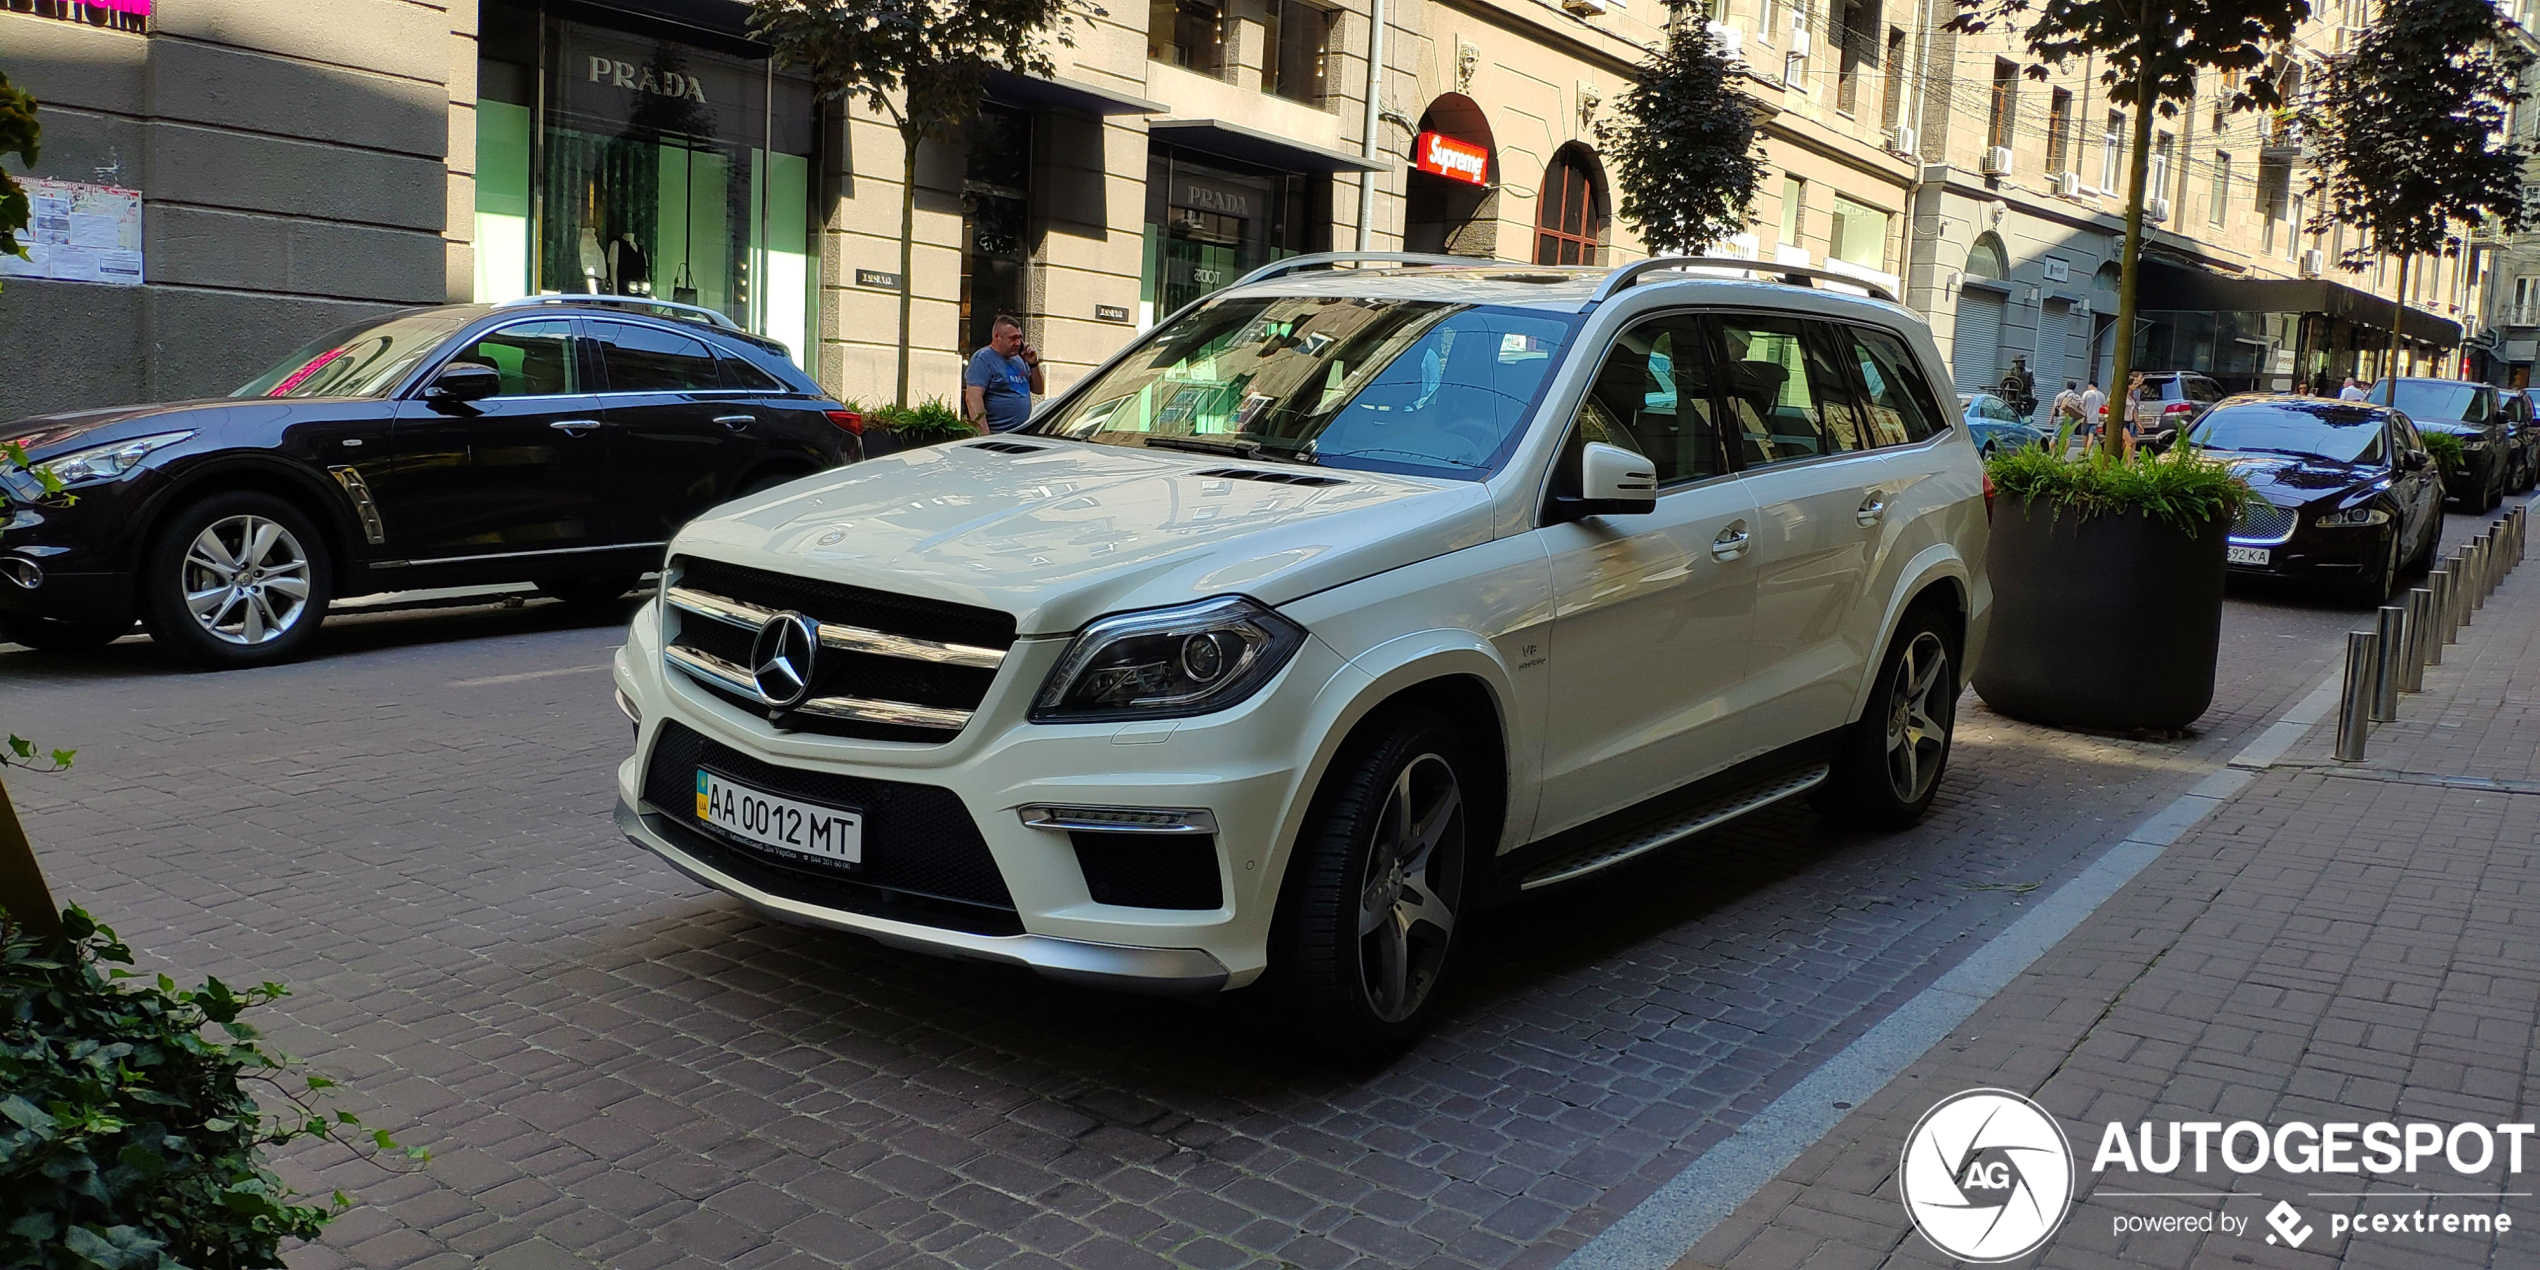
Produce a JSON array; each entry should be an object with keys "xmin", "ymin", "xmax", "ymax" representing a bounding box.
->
[{"xmin": 964, "ymin": 314, "xmax": 1045, "ymax": 434}]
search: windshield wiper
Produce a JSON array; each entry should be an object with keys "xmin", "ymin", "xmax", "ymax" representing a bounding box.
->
[{"xmin": 1142, "ymin": 435, "xmax": 1260, "ymax": 458}]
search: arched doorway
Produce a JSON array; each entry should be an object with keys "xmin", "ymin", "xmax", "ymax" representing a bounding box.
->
[
  {"xmin": 1952, "ymin": 233, "xmax": 2011, "ymax": 394},
  {"xmin": 1403, "ymin": 93, "xmax": 1498, "ymax": 257},
  {"xmin": 1533, "ymin": 144, "xmax": 1608, "ymax": 266}
]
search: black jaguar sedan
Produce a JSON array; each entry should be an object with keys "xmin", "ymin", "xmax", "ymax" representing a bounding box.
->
[
  {"xmin": 2193, "ymin": 396, "xmax": 2446, "ymax": 605},
  {"xmin": 0, "ymin": 297, "xmax": 862, "ymax": 668}
]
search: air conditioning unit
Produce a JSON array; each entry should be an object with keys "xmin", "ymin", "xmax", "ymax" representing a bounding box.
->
[
  {"xmin": 1886, "ymin": 126, "xmax": 1917, "ymax": 158},
  {"xmin": 2145, "ymin": 195, "xmax": 2172, "ymax": 222},
  {"xmin": 2300, "ymin": 248, "xmax": 2325, "ymax": 277},
  {"xmin": 1706, "ymin": 20, "xmax": 1745, "ymax": 63},
  {"xmin": 1787, "ymin": 27, "xmax": 1811, "ymax": 58},
  {"xmin": 2055, "ymin": 171, "xmax": 2082, "ymax": 198},
  {"xmin": 1562, "ymin": 0, "xmax": 1609, "ymax": 15},
  {"xmin": 1981, "ymin": 146, "xmax": 2013, "ymax": 176}
]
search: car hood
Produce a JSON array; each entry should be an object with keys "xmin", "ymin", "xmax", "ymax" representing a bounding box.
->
[
  {"xmin": 667, "ymin": 439, "xmax": 1498, "ymax": 636},
  {"xmin": 0, "ymin": 397, "xmax": 324, "ymax": 457},
  {"xmin": 2215, "ymin": 450, "xmax": 2382, "ymax": 507}
]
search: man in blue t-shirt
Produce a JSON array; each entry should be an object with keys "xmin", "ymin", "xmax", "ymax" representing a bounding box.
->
[{"xmin": 962, "ymin": 314, "xmax": 1044, "ymax": 433}]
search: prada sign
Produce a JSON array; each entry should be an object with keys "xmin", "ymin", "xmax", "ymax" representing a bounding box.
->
[{"xmin": 586, "ymin": 55, "xmax": 709, "ymax": 103}]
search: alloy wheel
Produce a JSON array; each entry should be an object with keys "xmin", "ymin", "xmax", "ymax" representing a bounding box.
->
[
  {"xmin": 1357, "ymin": 753, "xmax": 1463, "ymax": 1024},
  {"xmin": 180, "ymin": 515, "xmax": 313, "ymax": 646},
  {"xmin": 1884, "ymin": 631, "xmax": 1953, "ymax": 804}
]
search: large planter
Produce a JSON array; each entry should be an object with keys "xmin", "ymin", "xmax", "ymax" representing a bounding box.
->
[{"xmin": 1972, "ymin": 497, "xmax": 2229, "ymax": 732}]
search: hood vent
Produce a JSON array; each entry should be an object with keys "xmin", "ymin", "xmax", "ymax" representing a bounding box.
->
[
  {"xmin": 1193, "ymin": 467, "xmax": 1348, "ymax": 487},
  {"xmin": 967, "ymin": 440, "xmax": 1048, "ymax": 455}
]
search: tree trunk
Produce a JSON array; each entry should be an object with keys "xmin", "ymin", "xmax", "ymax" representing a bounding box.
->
[
  {"xmin": 2386, "ymin": 253, "xmax": 2412, "ymax": 383},
  {"xmin": 0, "ymin": 773, "xmax": 61, "ymax": 942},
  {"xmin": 2105, "ymin": 81, "xmax": 2160, "ymax": 460},
  {"xmin": 897, "ymin": 125, "xmax": 920, "ymax": 409}
]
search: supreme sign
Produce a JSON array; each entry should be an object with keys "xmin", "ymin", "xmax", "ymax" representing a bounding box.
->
[{"xmin": 1413, "ymin": 131, "xmax": 1490, "ymax": 186}]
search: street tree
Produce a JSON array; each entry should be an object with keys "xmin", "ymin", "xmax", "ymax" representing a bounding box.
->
[
  {"xmin": 1597, "ymin": 9, "xmax": 1765, "ymax": 255},
  {"xmin": 0, "ymin": 69, "xmax": 51, "ymax": 938},
  {"xmin": 749, "ymin": 0, "xmax": 1094, "ymax": 406},
  {"xmin": 1, "ymin": 68, "xmax": 38, "ymax": 294},
  {"xmin": 2306, "ymin": 0, "xmax": 2531, "ymax": 378},
  {"xmin": 1949, "ymin": 0, "xmax": 2307, "ymax": 454}
]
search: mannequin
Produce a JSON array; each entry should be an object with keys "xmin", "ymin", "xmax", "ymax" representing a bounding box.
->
[
  {"xmin": 577, "ymin": 226, "xmax": 607, "ymax": 294},
  {"xmin": 609, "ymin": 233, "xmax": 651, "ymax": 296}
]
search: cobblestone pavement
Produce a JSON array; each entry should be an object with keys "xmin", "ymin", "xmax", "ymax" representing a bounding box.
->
[
  {"xmin": 1, "ymin": 506, "xmax": 2516, "ymax": 1270},
  {"xmin": 1676, "ymin": 511, "xmax": 2540, "ymax": 1270}
]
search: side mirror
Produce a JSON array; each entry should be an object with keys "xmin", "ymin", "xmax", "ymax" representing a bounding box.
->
[
  {"xmin": 425, "ymin": 361, "xmax": 503, "ymax": 405},
  {"xmin": 2401, "ymin": 449, "xmax": 2430, "ymax": 472},
  {"xmin": 1553, "ymin": 441, "xmax": 1658, "ymax": 521}
]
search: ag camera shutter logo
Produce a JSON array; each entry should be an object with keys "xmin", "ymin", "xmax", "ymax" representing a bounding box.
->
[{"xmin": 1900, "ymin": 1089, "xmax": 2075, "ymax": 1262}]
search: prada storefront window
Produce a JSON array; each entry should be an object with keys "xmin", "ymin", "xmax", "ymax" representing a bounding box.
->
[
  {"xmin": 1139, "ymin": 151, "xmax": 1308, "ymax": 325},
  {"xmin": 475, "ymin": 2, "xmax": 818, "ymax": 368}
]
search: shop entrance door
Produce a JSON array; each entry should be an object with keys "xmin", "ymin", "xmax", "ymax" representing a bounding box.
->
[{"xmin": 1163, "ymin": 209, "xmax": 1245, "ymax": 315}]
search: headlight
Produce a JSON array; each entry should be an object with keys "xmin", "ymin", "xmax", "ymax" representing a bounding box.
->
[
  {"xmin": 2315, "ymin": 505, "xmax": 2390, "ymax": 528},
  {"xmin": 1031, "ymin": 596, "xmax": 1307, "ymax": 723},
  {"xmin": 33, "ymin": 431, "xmax": 194, "ymax": 486}
]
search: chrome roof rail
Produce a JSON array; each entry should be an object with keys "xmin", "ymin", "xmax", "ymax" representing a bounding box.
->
[
  {"xmin": 1585, "ymin": 256, "xmax": 1900, "ymax": 308},
  {"xmin": 1231, "ymin": 252, "xmax": 1527, "ymax": 288},
  {"xmin": 491, "ymin": 293, "xmax": 748, "ymax": 332}
]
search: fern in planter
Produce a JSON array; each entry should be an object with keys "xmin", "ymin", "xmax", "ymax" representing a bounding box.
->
[
  {"xmin": 873, "ymin": 399, "xmax": 977, "ymax": 447},
  {"xmin": 2419, "ymin": 430, "xmax": 2468, "ymax": 476},
  {"xmin": 1985, "ymin": 433, "xmax": 2257, "ymax": 532}
]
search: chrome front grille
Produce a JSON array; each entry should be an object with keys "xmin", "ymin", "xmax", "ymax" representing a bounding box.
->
[
  {"xmin": 662, "ymin": 556, "xmax": 1017, "ymax": 743},
  {"xmin": 2229, "ymin": 501, "xmax": 2298, "ymax": 544}
]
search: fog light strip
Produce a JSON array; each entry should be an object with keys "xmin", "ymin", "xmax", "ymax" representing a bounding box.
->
[{"xmin": 1017, "ymin": 805, "xmax": 1219, "ymax": 835}]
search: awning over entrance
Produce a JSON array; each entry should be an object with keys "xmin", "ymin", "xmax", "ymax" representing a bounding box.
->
[
  {"xmin": 2138, "ymin": 260, "xmax": 2462, "ymax": 346},
  {"xmin": 1146, "ymin": 119, "xmax": 1382, "ymax": 173},
  {"xmin": 985, "ymin": 69, "xmax": 1166, "ymax": 116}
]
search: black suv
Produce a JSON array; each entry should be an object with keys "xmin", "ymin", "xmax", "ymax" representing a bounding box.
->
[
  {"xmin": 2369, "ymin": 377, "xmax": 2511, "ymax": 510},
  {"xmin": 0, "ymin": 297, "xmax": 862, "ymax": 668}
]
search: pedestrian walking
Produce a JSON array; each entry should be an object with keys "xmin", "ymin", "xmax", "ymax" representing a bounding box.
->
[
  {"xmin": 963, "ymin": 314, "xmax": 1045, "ymax": 434},
  {"xmin": 2050, "ymin": 379, "xmax": 2084, "ymax": 430}
]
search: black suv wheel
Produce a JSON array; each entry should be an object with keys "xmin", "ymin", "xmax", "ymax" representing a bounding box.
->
[{"xmin": 140, "ymin": 491, "xmax": 333, "ymax": 669}]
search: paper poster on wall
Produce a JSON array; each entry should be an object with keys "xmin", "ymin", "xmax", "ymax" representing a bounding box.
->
[{"xmin": 0, "ymin": 178, "xmax": 143, "ymax": 287}]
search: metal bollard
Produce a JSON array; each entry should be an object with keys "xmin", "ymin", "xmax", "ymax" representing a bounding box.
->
[
  {"xmin": 2337, "ymin": 630, "xmax": 2377, "ymax": 761},
  {"xmin": 2430, "ymin": 568, "xmax": 2454, "ymax": 659},
  {"xmin": 2373, "ymin": 604, "xmax": 2405, "ymax": 721},
  {"xmin": 2473, "ymin": 535, "xmax": 2492, "ymax": 609},
  {"xmin": 2404, "ymin": 587, "xmax": 2434, "ymax": 690}
]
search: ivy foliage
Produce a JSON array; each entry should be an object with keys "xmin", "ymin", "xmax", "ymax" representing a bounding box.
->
[
  {"xmin": 871, "ymin": 398, "xmax": 975, "ymax": 444},
  {"xmin": 1986, "ymin": 434, "xmax": 2256, "ymax": 532},
  {"xmin": 1597, "ymin": 11, "xmax": 1765, "ymax": 255},
  {"xmin": 0, "ymin": 68, "xmax": 33, "ymax": 278},
  {"xmin": 2305, "ymin": 0, "xmax": 2532, "ymax": 265},
  {"xmin": 1, "ymin": 908, "xmax": 422, "ymax": 1269}
]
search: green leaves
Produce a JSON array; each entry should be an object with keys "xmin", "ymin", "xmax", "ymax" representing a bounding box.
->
[
  {"xmin": 1599, "ymin": 13, "xmax": 1765, "ymax": 256},
  {"xmin": 4, "ymin": 734, "xmax": 76, "ymax": 772},
  {"xmin": 748, "ymin": 0, "xmax": 1092, "ymax": 137},
  {"xmin": 1986, "ymin": 437, "xmax": 2256, "ymax": 532},
  {"xmin": 874, "ymin": 398, "xmax": 975, "ymax": 444},
  {"xmin": 2420, "ymin": 429, "xmax": 2468, "ymax": 474},
  {"xmin": 2, "ymin": 908, "xmax": 419, "ymax": 1269},
  {"xmin": 0, "ymin": 69, "xmax": 37, "ymax": 282},
  {"xmin": 1950, "ymin": 0, "xmax": 2307, "ymax": 115}
]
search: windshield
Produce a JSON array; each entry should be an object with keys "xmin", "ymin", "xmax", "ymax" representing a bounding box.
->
[
  {"xmin": 1027, "ymin": 295, "xmax": 1579, "ymax": 480},
  {"xmin": 232, "ymin": 312, "xmax": 473, "ymax": 399},
  {"xmin": 2376, "ymin": 380, "xmax": 2489, "ymax": 424},
  {"xmin": 2191, "ymin": 403, "xmax": 2386, "ymax": 465}
]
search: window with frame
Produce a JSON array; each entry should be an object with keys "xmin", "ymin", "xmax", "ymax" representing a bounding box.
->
[
  {"xmin": 1151, "ymin": 0, "xmax": 1229, "ymax": 77},
  {"xmin": 1779, "ymin": 176, "xmax": 1806, "ymax": 254},
  {"xmin": 1572, "ymin": 315, "xmax": 1725, "ymax": 485},
  {"xmin": 2045, "ymin": 89, "xmax": 2073, "ymax": 174},
  {"xmin": 1715, "ymin": 315, "xmax": 1867, "ymax": 465},
  {"xmin": 1880, "ymin": 28, "xmax": 1909, "ymax": 129},
  {"xmin": 1263, "ymin": 0, "xmax": 1335, "ymax": 106},
  {"xmin": 2210, "ymin": 152, "xmax": 2232, "ymax": 225},
  {"xmin": 1835, "ymin": 0, "xmax": 1866, "ymax": 114},
  {"xmin": 1828, "ymin": 196, "xmax": 1886, "ymax": 270},
  {"xmin": 593, "ymin": 321, "xmax": 721, "ymax": 392},
  {"xmin": 2151, "ymin": 131, "xmax": 2174, "ymax": 201},
  {"xmin": 1535, "ymin": 148, "xmax": 1607, "ymax": 266},
  {"xmin": 2101, "ymin": 110, "xmax": 2125, "ymax": 191},
  {"xmin": 1846, "ymin": 326, "xmax": 1944, "ymax": 446},
  {"xmin": 1987, "ymin": 60, "xmax": 2018, "ymax": 151},
  {"xmin": 446, "ymin": 320, "xmax": 580, "ymax": 397}
]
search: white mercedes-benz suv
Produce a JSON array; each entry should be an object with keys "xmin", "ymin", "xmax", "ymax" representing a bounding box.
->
[{"xmin": 611, "ymin": 254, "xmax": 1991, "ymax": 1051}]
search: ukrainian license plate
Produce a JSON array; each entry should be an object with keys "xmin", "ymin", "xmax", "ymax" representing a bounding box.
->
[
  {"xmin": 695, "ymin": 769, "xmax": 862, "ymax": 867},
  {"xmin": 2226, "ymin": 545, "xmax": 2271, "ymax": 566}
]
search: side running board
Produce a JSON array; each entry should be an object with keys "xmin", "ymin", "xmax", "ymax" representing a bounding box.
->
[{"xmin": 1515, "ymin": 762, "xmax": 1831, "ymax": 892}]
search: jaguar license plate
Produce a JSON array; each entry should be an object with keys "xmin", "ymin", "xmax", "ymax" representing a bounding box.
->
[
  {"xmin": 2226, "ymin": 545, "xmax": 2271, "ymax": 566},
  {"xmin": 695, "ymin": 770, "xmax": 862, "ymax": 867}
]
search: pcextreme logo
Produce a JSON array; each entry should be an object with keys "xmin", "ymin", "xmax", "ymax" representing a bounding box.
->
[{"xmin": 1898, "ymin": 1089, "xmax": 2076, "ymax": 1262}]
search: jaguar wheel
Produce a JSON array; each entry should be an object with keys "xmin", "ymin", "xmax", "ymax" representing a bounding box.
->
[
  {"xmin": 1816, "ymin": 608, "xmax": 1957, "ymax": 830},
  {"xmin": 140, "ymin": 492, "xmax": 332, "ymax": 670},
  {"xmin": 1276, "ymin": 708, "xmax": 1471, "ymax": 1058}
]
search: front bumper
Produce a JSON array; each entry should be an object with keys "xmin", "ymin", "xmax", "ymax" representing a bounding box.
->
[
  {"xmin": 2225, "ymin": 521, "xmax": 2389, "ymax": 581},
  {"xmin": 616, "ymin": 799, "xmax": 1230, "ymax": 993}
]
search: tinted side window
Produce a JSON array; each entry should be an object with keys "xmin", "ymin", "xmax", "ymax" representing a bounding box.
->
[
  {"xmin": 716, "ymin": 349, "xmax": 788, "ymax": 393},
  {"xmin": 1575, "ymin": 314, "xmax": 1724, "ymax": 485},
  {"xmin": 1850, "ymin": 327, "xmax": 1944, "ymax": 444},
  {"xmin": 1716, "ymin": 315, "xmax": 1851, "ymax": 466},
  {"xmin": 595, "ymin": 321, "xmax": 721, "ymax": 392},
  {"xmin": 445, "ymin": 320, "xmax": 578, "ymax": 396}
]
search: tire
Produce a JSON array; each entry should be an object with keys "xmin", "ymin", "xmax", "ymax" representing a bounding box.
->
[
  {"xmin": 2512, "ymin": 449, "xmax": 2536, "ymax": 496},
  {"xmin": 535, "ymin": 575, "xmax": 642, "ymax": 607},
  {"xmin": 1274, "ymin": 708, "xmax": 1473, "ymax": 1059},
  {"xmin": 2345, "ymin": 531, "xmax": 2403, "ymax": 607},
  {"xmin": 0, "ymin": 613, "xmax": 133, "ymax": 653},
  {"xmin": 2406, "ymin": 513, "xmax": 2442, "ymax": 575},
  {"xmin": 1817, "ymin": 608, "xmax": 1957, "ymax": 830},
  {"xmin": 140, "ymin": 492, "xmax": 332, "ymax": 670}
]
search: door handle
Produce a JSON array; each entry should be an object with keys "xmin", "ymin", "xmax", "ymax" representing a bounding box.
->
[
  {"xmin": 1709, "ymin": 522, "xmax": 1751, "ymax": 561},
  {"xmin": 714, "ymin": 414, "xmax": 757, "ymax": 430},
  {"xmin": 1857, "ymin": 493, "xmax": 1888, "ymax": 527},
  {"xmin": 550, "ymin": 419, "xmax": 602, "ymax": 436}
]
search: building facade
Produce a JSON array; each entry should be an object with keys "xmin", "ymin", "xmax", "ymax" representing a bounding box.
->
[{"xmin": 0, "ymin": 0, "xmax": 2504, "ymax": 422}]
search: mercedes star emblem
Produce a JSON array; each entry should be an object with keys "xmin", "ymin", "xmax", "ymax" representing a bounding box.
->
[{"xmin": 750, "ymin": 611, "xmax": 820, "ymax": 710}]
